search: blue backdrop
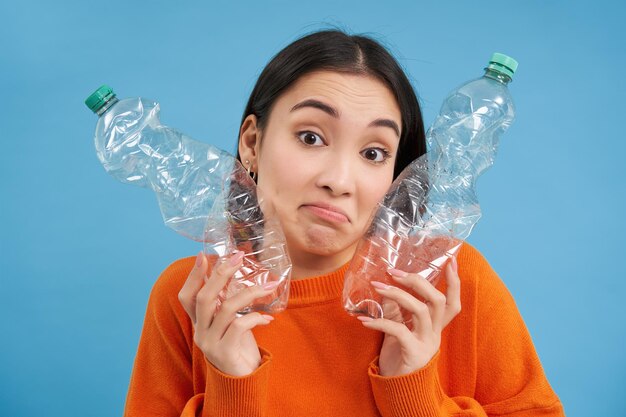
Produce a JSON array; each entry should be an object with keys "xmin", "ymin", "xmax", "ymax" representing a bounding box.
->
[{"xmin": 1, "ymin": 1, "xmax": 624, "ymax": 416}]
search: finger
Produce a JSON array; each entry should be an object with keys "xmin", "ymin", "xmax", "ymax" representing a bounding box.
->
[
  {"xmin": 387, "ymin": 269, "xmax": 447, "ymax": 332},
  {"xmin": 207, "ymin": 281, "xmax": 279, "ymax": 343},
  {"xmin": 443, "ymin": 257, "xmax": 462, "ymax": 326},
  {"xmin": 357, "ymin": 316, "xmax": 415, "ymax": 345},
  {"xmin": 178, "ymin": 252, "xmax": 209, "ymax": 324},
  {"xmin": 220, "ymin": 313, "xmax": 274, "ymax": 347},
  {"xmin": 381, "ymin": 297, "xmax": 403, "ymax": 323},
  {"xmin": 195, "ymin": 251, "xmax": 245, "ymax": 331},
  {"xmin": 371, "ymin": 281, "xmax": 432, "ymax": 337}
]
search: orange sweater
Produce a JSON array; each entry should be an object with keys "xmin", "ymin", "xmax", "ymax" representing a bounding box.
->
[{"xmin": 124, "ymin": 242, "xmax": 565, "ymax": 416}]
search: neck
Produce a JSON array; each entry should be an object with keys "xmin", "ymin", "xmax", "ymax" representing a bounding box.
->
[{"xmin": 288, "ymin": 246, "xmax": 355, "ymax": 280}]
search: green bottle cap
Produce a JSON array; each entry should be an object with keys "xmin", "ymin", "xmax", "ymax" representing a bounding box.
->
[
  {"xmin": 85, "ymin": 85, "xmax": 116, "ymax": 113},
  {"xmin": 486, "ymin": 53, "xmax": 518, "ymax": 79}
]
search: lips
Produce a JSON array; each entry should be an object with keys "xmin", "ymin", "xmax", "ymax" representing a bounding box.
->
[{"xmin": 302, "ymin": 202, "xmax": 350, "ymax": 223}]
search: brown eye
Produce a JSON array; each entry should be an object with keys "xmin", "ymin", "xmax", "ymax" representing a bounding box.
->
[
  {"xmin": 361, "ymin": 148, "xmax": 387, "ymax": 162},
  {"xmin": 297, "ymin": 131, "xmax": 324, "ymax": 146}
]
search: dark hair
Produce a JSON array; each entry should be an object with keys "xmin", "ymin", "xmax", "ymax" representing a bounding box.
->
[{"xmin": 236, "ymin": 28, "xmax": 426, "ymax": 179}]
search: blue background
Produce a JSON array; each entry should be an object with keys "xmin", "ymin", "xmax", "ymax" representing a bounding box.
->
[{"xmin": 1, "ymin": 1, "xmax": 624, "ymax": 416}]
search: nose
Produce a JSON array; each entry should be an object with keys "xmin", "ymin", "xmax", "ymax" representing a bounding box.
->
[{"xmin": 314, "ymin": 153, "xmax": 356, "ymax": 197}]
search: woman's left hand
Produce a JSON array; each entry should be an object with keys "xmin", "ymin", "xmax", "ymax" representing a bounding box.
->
[{"xmin": 358, "ymin": 256, "xmax": 461, "ymax": 376}]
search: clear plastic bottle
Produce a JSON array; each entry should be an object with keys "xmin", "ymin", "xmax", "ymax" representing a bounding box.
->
[
  {"xmin": 85, "ymin": 87, "xmax": 291, "ymax": 314},
  {"xmin": 342, "ymin": 53, "xmax": 518, "ymax": 327}
]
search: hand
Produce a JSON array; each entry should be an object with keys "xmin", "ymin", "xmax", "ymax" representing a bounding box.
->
[
  {"xmin": 357, "ymin": 256, "xmax": 461, "ymax": 376},
  {"xmin": 178, "ymin": 251, "xmax": 278, "ymax": 376}
]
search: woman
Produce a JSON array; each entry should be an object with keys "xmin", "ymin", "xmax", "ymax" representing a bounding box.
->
[{"xmin": 124, "ymin": 29, "xmax": 565, "ymax": 416}]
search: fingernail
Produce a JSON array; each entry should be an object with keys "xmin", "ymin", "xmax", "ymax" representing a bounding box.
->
[
  {"xmin": 357, "ymin": 316, "xmax": 374, "ymax": 322},
  {"xmin": 451, "ymin": 257, "xmax": 458, "ymax": 272},
  {"xmin": 371, "ymin": 280, "xmax": 391, "ymax": 290},
  {"xmin": 263, "ymin": 281, "xmax": 280, "ymax": 291},
  {"xmin": 261, "ymin": 314, "xmax": 274, "ymax": 321},
  {"xmin": 195, "ymin": 252, "xmax": 204, "ymax": 267},
  {"xmin": 387, "ymin": 268, "xmax": 408, "ymax": 278},
  {"xmin": 229, "ymin": 251, "xmax": 245, "ymax": 266}
]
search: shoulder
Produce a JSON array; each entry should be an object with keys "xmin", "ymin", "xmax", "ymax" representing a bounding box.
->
[
  {"xmin": 146, "ymin": 256, "xmax": 198, "ymax": 318},
  {"xmin": 148, "ymin": 254, "xmax": 219, "ymax": 308},
  {"xmin": 458, "ymin": 241, "xmax": 504, "ymax": 288},
  {"xmin": 139, "ymin": 257, "xmax": 199, "ymax": 358},
  {"xmin": 151, "ymin": 256, "xmax": 197, "ymax": 301},
  {"xmin": 456, "ymin": 241, "xmax": 519, "ymax": 313},
  {"xmin": 457, "ymin": 241, "xmax": 495, "ymax": 279}
]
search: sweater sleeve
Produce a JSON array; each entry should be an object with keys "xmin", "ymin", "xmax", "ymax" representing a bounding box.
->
[
  {"xmin": 200, "ymin": 348, "xmax": 272, "ymax": 417},
  {"xmin": 367, "ymin": 244, "xmax": 565, "ymax": 417},
  {"xmin": 472, "ymin": 250, "xmax": 564, "ymax": 416},
  {"xmin": 124, "ymin": 258, "xmax": 272, "ymax": 417}
]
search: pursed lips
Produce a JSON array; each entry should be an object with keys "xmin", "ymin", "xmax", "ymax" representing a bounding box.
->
[{"xmin": 301, "ymin": 202, "xmax": 350, "ymax": 223}]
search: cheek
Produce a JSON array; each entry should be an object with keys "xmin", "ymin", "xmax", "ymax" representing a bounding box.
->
[
  {"xmin": 358, "ymin": 173, "xmax": 394, "ymax": 218},
  {"xmin": 256, "ymin": 142, "xmax": 308, "ymax": 203}
]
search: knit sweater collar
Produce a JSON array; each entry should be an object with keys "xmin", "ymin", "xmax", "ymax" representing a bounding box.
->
[{"xmin": 286, "ymin": 262, "xmax": 351, "ymax": 307}]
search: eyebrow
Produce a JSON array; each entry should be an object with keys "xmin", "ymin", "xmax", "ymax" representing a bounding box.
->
[{"xmin": 290, "ymin": 98, "xmax": 401, "ymax": 138}]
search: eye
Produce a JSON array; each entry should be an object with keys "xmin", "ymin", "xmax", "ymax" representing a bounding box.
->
[
  {"xmin": 296, "ymin": 131, "xmax": 325, "ymax": 146},
  {"xmin": 361, "ymin": 147, "xmax": 391, "ymax": 164}
]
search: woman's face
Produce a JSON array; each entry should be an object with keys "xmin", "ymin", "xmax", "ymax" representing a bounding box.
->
[{"xmin": 240, "ymin": 70, "xmax": 402, "ymax": 272}]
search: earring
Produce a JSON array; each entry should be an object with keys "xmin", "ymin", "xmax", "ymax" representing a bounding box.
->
[{"xmin": 245, "ymin": 159, "xmax": 257, "ymax": 181}]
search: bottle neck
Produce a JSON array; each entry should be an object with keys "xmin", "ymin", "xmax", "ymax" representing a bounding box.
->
[
  {"xmin": 96, "ymin": 96, "xmax": 119, "ymax": 116},
  {"xmin": 483, "ymin": 68, "xmax": 512, "ymax": 85}
]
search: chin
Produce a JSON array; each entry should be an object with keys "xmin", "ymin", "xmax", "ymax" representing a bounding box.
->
[{"xmin": 288, "ymin": 225, "xmax": 359, "ymax": 258}]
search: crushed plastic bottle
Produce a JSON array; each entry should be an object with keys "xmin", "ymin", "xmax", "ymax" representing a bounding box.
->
[
  {"xmin": 343, "ymin": 53, "xmax": 518, "ymax": 328},
  {"xmin": 85, "ymin": 87, "xmax": 291, "ymax": 314}
]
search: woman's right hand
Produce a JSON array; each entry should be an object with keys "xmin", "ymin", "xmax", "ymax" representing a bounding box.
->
[{"xmin": 178, "ymin": 251, "xmax": 278, "ymax": 376}]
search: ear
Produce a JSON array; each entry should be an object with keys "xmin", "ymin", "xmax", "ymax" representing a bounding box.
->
[{"xmin": 238, "ymin": 114, "xmax": 262, "ymax": 172}]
